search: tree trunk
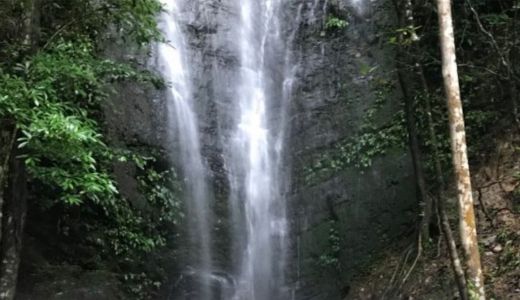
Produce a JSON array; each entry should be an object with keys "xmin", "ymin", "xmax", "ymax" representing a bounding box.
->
[
  {"xmin": 0, "ymin": 1, "xmax": 38, "ymax": 298},
  {"xmin": 392, "ymin": 0, "xmax": 432, "ymax": 242},
  {"xmin": 419, "ymin": 66, "xmax": 468, "ymax": 300},
  {"xmin": 0, "ymin": 156, "xmax": 27, "ymax": 300},
  {"xmin": 397, "ymin": 70, "xmax": 431, "ymax": 241},
  {"xmin": 439, "ymin": 194, "xmax": 469, "ymax": 300},
  {"xmin": 22, "ymin": 0, "xmax": 40, "ymax": 48},
  {"xmin": 0, "ymin": 123, "xmax": 17, "ymax": 251},
  {"xmin": 436, "ymin": 0, "xmax": 485, "ymax": 298}
]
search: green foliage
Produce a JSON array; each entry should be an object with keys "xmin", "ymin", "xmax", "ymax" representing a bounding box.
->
[
  {"xmin": 304, "ymin": 80, "xmax": 407, "ymax": 184},
  {"xmin": 388, "ymin": 26, "xmax": 421, "ymax": 46},
  {"xmin": 0, "ymin": 39, "xmax": 160, "ymax": 206},
  {"xmin": 411, "ymin": 92, "xmax": 452, "ymax": 177},
  {"xmin": 123, "ymin": 272, "xmax": 163, "ymax": 299},
  {"xmin": 0, "ymin": 36, "xmax": 173, "ymax": 296},
  {"xmin": 41, "ymin": 0, "xmax": 163, "ymax": 45},
  {"xmin": 138, "ymin": 165, "xmax": 183, "ymax": 224},
  {"xmin": 494, "ymin": 230, "xmax": 520, "ymax": 275},
  {"xmin": 325, "ymin": 16, "xmax": 349, "ymax": 30},
  {"xmin": 317, "ymin": 220, "xmax": 341, "ymax": 272},
  {"xmin": 67, "ymin": 151, "xmax": 182, "ymax": 299},
  {"xmin": 359, "ymin": 63, "xmax": 378, "ymax": 77},
  {"xmin": 0, "ymin": 0, "xmax": 178, "ymax": 298},
  {"xmin": 304, "ymin": 116, "xmax": 406, "ymax": 183},
  {"xmin": 481, "ymin": 13, "xmax": 511, "ymax": 26},
  {"xmin": 106, "ymin": 155, "xmax": 182, "ymax": 257}
]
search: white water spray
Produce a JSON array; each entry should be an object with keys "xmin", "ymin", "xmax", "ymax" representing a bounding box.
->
[
  {"xmin": 156, "ymin": 1, "xmax": 213, "ymax": 298},
  {"xmin": 229, "ymin": 0, "xmax": 289, "ymax": 298}
]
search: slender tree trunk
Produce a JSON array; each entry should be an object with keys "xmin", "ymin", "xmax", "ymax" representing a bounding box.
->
[
  {"xmin": 392, "ymin": 0, "xmax": 432, "ymax": 242},
  {"xmin": 0, "ymin": 157, "xmax": 27, "ymax": 300},
  {"xmin": 22, "ymin": 0, "xmax": 39, "ymax": 48},
  {"xmin": 418, "ymin": 67, "xmax": 468, "ymax": 300},
  {"xmin": 436, "ymin": 0, "xmax": 485, "ymax": 298},
  {"xmin": 0, "ymin": 1, "xmax": 38, "ymax": 298},
  {"xmin": 397, "ymin": 70, "xmax": 431, "ymax": 241},
  {"xmin": 0, "ymin": 123, "xmax": 17, "ymax": 244},
  {"xmin": 1, "ymin": 0, "xmax": 36, "ymax": 241},
  {"xmin": 439, "ymin": 194, "xmax": 469, "ymax": 300}
]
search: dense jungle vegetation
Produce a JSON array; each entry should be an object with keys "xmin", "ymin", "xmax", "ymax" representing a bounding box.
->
[{"xmin": 0, "ymin": 0, "xmax": 183, "ymax": 298}]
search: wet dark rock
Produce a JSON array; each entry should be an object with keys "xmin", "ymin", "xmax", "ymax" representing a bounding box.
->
[
  {"xmin": 159, "ymin": 0, "xmax": 416, "ymax": 298},
  {"xmin": 17, "ymin": 265, "xmax": 122, "ymax": 300},
  {"xmin": 167, "ymin": 267, "xmax": 235, "ymax": 300},
  {"xmin": 285, "ymin": 0, "xmax": 416, "ymax": 299}
]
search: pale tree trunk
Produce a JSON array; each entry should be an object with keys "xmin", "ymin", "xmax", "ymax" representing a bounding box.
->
[{"xmin": 436, "ymin": 0, "xmax": 485, "ymax": 298}]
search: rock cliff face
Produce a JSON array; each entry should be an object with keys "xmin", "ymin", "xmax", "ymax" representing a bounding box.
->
[
  {"xmin": 159, "ymin": 1, "xmax": 419, "ymax": 299},
  {"xmin": 285, "ymin": 1, "xmax": 417, "ymax": 299}
]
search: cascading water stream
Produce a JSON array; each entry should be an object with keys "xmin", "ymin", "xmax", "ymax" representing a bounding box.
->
[
  {"xmin": 156, "ymin": 0, "xmax": 303, "ymax": 298},
  {"xmin": 156, "ymin": 1, "xmax": 213, "ymax": 298},
  {"xmin": 229, "ymin": 1, "xmax": 288, "ymax": 298}
]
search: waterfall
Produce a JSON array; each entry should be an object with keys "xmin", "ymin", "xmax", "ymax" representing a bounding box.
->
[
  {"xmin": 156, "ymin": 1, "xmax": 213, "ymax": 298},
  {"xmin": 228, "ymin": 0, "xmax": 293, "ymax": 298},
  {"xmin": 156, "ymin": 0, "xmax": 301, "ymax": 299}
]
